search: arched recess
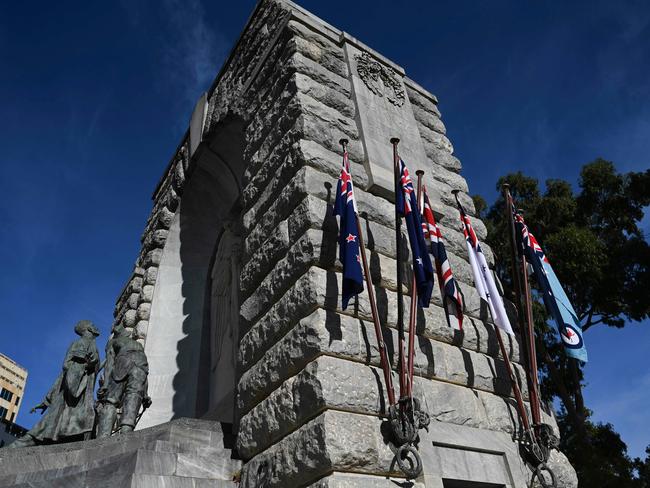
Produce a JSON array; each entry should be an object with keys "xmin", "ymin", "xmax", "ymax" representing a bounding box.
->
[{"xmin": 140, "ymin": 114, "xmax": 246, "ymax": 429}]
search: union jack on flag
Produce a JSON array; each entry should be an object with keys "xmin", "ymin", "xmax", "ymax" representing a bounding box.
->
[
  {"xmin": 457, "ymin": 199, "xmax": 514, "ymax": 334},
  {"xmin": 514, "ymin": 209, "xmax": 588, "ymax": 363},
  {"xmin": 334, "ymin": 147, "xmax": 364, "ymax": 310},
  {"xmin": 421, "ymin": 186, "xmax": 463, "ymax": 329},
  {"xmin": 396, "ymin": 159, "xmax": 435, "ymax": 307}
]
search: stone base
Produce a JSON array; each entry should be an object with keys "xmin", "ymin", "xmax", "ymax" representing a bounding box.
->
[
  {"xmin": 0, "ymin": 418, "xmax": 241, "ymax": 488},
  {"xmin": 420, "ymin": 422, "xmax": 578, "ymax": 488},
  {"xmin": 239, "ymin": 409, "xmax": 577, "ymax": 488}
]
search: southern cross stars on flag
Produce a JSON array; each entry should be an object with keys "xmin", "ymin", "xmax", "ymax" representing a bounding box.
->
[
  {"xmin": 334, "ymin": 147, "xmax": 364, "ymax": 310},
  {"xmin": 513, "ymin": 209, "xmax": 588, "ymax": 363},
  {"xmin": 458, "ymin": 199, "xmax": 514, "ymax": 334},
  {"xmin": 396, "ymin": 159, "xmax": 434, "ymax": 307},
  {"xmin": 421, "ymin": 186, "xmax": 463, "ymax": 329}
]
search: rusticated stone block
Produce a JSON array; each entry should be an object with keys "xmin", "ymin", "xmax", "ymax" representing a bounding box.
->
[
  {"xmin": 137, "ymin": 302, "xmax": 151, "ymax": 321},
  {"xmin": 135, "ymin": 320, "xmax": 149, "ymax": 339},
  {"xmin": 239, "ymin": 266, "xmax": 520, "ymax": 376},
  {"xmin": 306, "ymin": 472, "xmax": 425, "ymax": 488},
  {"xmin": 143, "ymin": 267, "xmax": 157, "ymax": 285},
  {"xmin": 142, "ymin": 249, "xmax": 163, "ymax": 268},
  {"xmin": 239, "ymin": 410, "xmax": 397, "ymax": 488},
  {"xmin": 140, "ymin": 284, "xmax": 155, "ymax": 303},
  {"xmin": 238, "ymin": 306, "xmax": 526, "ymax": 416},
  {"xmin": 127, "ymin": 292, "xmax": 140, "ymax": 310},
  {"xmin": 123, "ymin": 309, "xmax": 138, "ymax": 328},
  {"xmin": 239, "ymin": 355, "xmax": 531, "ymax": 459}
]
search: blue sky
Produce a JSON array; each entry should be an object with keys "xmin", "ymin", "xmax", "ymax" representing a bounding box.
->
[{"xmin": 1, "ymin": 0, "xmax": 648, "ymax": 458}]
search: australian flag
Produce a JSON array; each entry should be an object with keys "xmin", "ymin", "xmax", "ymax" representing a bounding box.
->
[
  {"xmin": 421, "ymin": 186, "xmax": 463, "ymax": 329},
  {"xmin": 334, "ymin": 148, "xmax": 364, "ymax": 309},
  {"xmin": 396, "ymin": 159, "xmax": 434, "ymax": 307},
  {"xmin": 514, "ymin": 209, "xmax": 588, "ymax": 363}
]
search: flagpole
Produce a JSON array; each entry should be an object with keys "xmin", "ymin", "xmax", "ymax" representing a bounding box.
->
[
  {"xmin": 391, "ymin": 137, "xmax": 407, "ymax": 402},
  {"xmin": 340, "ymin": 139, "xmax": 396, "ymax": 407},
  {"xmin": 405, "ymin": 170, "xmax": 425, "ymax": 398},
  {"xmin": 503, "ymin": 185, "xmax": 542, "ymax": 429},
  {"xmin": 502, "ymin": 184, "xmax": 532, "ymax": 391},
  {"xmin": 452, "ymin": 189, "xmax": 531, "ymax": 433},
  {"xmin": 516, "ymin": 207, "xmax": 542, "ymax": 429}
]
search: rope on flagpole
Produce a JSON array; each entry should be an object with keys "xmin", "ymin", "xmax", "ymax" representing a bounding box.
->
[
  {"xmin": 405, "ymin": 170, "xmax": 425, "ymax": 399},
  {"xmin": 339, "ymin": 139, "xmax": 396, "ymax": 408},
  {"xmin": 503, "ymin": 186, "xmax": 560, "ymax": 478},
  {"xmin": 386, "ymin": 139, "xmax": 429, "ymax": 480},
  {"xmin": 454, "ymin": 187, "xmax": 556, "ymax": 485}
]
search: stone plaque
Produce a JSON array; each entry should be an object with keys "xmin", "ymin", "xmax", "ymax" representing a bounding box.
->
[{"xmin": 344, "ymin": 41, "xmax": 428, "ymax": 197}]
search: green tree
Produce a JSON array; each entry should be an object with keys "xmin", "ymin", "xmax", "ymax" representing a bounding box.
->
[{"xmin": 476, "ymin": 159, "xmax": 650, "ymax": 482}]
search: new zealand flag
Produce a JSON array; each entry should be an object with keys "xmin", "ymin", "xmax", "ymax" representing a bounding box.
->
[
  {"xmin": 421, "ymin": 186, "xmax": 463, "ymax": 329},
  {"xmin": 514, "ymin": 209, "xmax": 588, "ymax": 363},
  {"xmin": 396, "ymin": 159, "xmax": 434, "ymax": 307},
  {"xmin": 334, "ymin": 148, "xmax": 364, "ymax": 309}
]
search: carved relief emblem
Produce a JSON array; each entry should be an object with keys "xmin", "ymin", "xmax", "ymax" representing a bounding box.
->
[{"xmin": 355, "ymin": 52, "xmax": 405, "ymax": 107}]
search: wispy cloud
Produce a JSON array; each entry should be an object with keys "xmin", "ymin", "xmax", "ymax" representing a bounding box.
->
[{"xmin": 159, "ymin": 0, "xmax": 227, "ymax": 111}]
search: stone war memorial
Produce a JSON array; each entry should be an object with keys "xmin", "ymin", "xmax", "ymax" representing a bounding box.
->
[{"xmin": 0, "ymin": 0, "xmax": 580, "ymax": 487}]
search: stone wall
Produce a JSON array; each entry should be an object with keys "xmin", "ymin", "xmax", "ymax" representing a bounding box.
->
[{"xmin": 111, "ymin": 1, "xmax": 577, "ymax": 486}]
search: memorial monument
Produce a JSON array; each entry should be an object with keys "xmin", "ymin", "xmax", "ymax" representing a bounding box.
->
[{"xmin": 0, "ymin": 0, "xmax": 579, "ymax": 486}]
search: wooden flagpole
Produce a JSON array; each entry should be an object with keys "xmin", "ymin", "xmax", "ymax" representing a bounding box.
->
[
  {"xmin": 391, "ymin": 138, "xmax": 408, "ymax": 402},
  {"xmin": 451, "ymin": 189, "xmax": 531, "ymax": 432},
  {"xmin": 405, "ymin": 170, "xmax": 425, "ymax": 398},
  {"xmin": 340, "ymin": 139, "xmax": 396, "ymax": 407},
  {"xmin": 503, "ymin": 185, "xmax": 542, "ymax": 429}
]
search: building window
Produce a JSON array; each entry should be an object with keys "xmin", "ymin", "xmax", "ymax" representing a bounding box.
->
[
  {"xmin": 0, "ymin": 406, "xmax": 8, "ymax": 420},
  {"xmin": 0, "ymin": 388, "xmax": 13, "ymax": 402},
  {"xmin": 15, "ymin": 395, "xmax": 20, "ymax": 405}
]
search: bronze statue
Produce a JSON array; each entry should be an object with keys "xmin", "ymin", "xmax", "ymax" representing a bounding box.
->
[
  {"xmin": 95, "ymin": 325, "xmax": 150, "ymax": 437},
  {"xmin": 10, "ymin": 320, "xmax": 100, "ymax": 448}
]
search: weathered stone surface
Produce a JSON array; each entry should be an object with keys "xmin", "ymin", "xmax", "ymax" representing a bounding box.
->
[
  {"xmin": 143, "ymin": 267, "xmax": 157, "ymax": 285},
  {"xmin": 127, "ymin": 292, "xmax": 140, "ymax": 310},
  {"xmin": 240, "ymin": 266, "xmax": 520, "ymax": 375},
  {"xmin": 243, "ymin": 166, "xmax": 488, "ymax": 271},
  {"xmin": 238, "ymin": 304, "xmax": 526, "ymax": 418},
  {"xmin": 239, "ymin": 410, "xmax": 397, "ymax": 488},
  {"xmin": 0, "ymin": 418, "xmax": 240, "ymax": 487},
  {"xmin": 137, "ymin": 302, "xmax": 151, "ymax": 321},
  {"xmin": 142, "ymin": 249, "xmax": 163, "ymax": 268},
  {"xmin": 140, "ymin": 285, "xmax": 155, "ymax": 304},
  {"xmin": 123, "ymin": 309, "xmax": 138, "ymax": 328},
  {"xmin": 238, "ymin": 354, "xmax": 540, "ymax": 459},
  {"xmin": 135, "ymin": 320, "xmax": 149, "ymax": 339},
  {"xmin": 540, "ymin": 450, "xmax": 579, "ymax": 488},
  {"xmin": 306, "ymin": 472, "xmax": 425, "ymax": 488}
]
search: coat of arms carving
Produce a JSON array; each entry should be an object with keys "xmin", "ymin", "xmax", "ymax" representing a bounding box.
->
[{"xmin": 355, "ymin": 52, "xmax": 405, "ymax": 107}]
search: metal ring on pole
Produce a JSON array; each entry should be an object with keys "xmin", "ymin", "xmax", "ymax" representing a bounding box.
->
[
  {"xmin": 395, "ymin": 444, "xmax": 423, "ymax": 480},
  {"xmin": 531, "ymin": 462, "xmax": 557, "ymax": 488}
]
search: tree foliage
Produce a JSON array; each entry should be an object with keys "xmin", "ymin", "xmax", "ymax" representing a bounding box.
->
[{"xmin": 476, "ymin": 159, "xmax": 650, "ymax": 484}]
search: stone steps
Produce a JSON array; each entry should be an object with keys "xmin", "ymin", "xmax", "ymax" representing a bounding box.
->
[{"xmin": 0, "ymin": 418, "xmax": 241, "ymax": 488}]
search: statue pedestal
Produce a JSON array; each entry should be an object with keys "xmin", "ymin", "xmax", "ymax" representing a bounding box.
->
[{"xmin": 0, "ymin": 418, "xmax": 240, "ymax": 488}]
